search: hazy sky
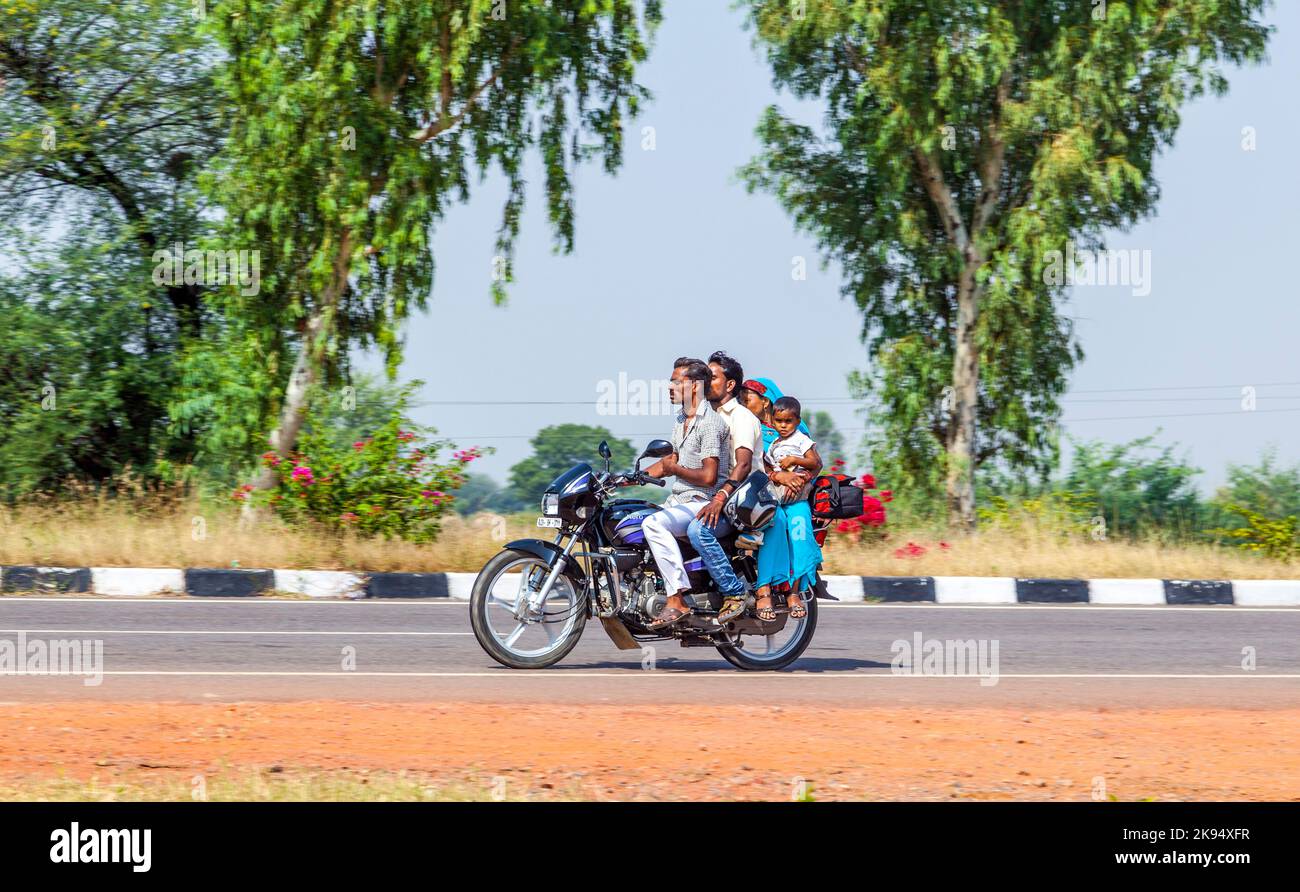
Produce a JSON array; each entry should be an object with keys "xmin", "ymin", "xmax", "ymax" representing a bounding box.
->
[{"xmin": 370, "ymin": 1, "xmax": 1300, "ymax": 493}]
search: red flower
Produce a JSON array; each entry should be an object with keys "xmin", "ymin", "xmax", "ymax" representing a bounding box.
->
[
  {"xmin": 880, "ymin": 490, "xmax": 893, "ymax": 503},
  {"xmin": 860, "ymin": 473, "xmax": 876, "ymax": 488}
]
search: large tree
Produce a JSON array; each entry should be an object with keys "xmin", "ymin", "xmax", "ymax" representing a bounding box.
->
[
  {"xmin": 198, "ymin": 0, "xmax": 660, "ymax": 500},
  {"xmin": 0, "ymin": 1, "xmax": 221, "ymax": 488},
  {"xmin": 740, "ymin": 0, "xmax": 1271, "ymax": 528}
]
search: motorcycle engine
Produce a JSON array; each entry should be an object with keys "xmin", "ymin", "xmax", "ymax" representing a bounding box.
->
[{"xmin": 621, "ymin": 567, "xmax": 665, "ymax": 622}]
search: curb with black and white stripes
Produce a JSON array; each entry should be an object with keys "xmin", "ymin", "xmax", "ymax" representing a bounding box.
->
[{"xmin": 0, "ymin": 565, "xmax": 1297, "ymax": 606}]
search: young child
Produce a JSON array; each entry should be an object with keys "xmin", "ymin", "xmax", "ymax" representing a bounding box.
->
[{"xmin": 735, "ymin": 396, "xmax": 817, "ymax": 549}]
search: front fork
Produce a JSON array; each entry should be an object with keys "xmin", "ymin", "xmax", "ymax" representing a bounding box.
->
[{"xmin": 518, "ymin": 533, "xmax": 578, "ymax": 620}]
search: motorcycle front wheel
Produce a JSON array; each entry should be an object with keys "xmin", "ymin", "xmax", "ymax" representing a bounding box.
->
[
  {"xmin": 469, "ymin": 548, "xmax": 588, "ymax": 669},
  {"xmin": 716, "ymin": 590, "xmax": 818, "ymax": 671}
]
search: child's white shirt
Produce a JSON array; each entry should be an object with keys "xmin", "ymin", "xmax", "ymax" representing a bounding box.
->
[{"xmin": 765, "ymin": 430, "xmax": 816, "ymax": 472}]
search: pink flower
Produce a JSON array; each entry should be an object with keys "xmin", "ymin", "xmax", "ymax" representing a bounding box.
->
[
  {"xmin": 291, "ymin": 465, "xmax": 314, "ymax": 486},
  {"xmin": 262, "ymin": 451, "xmax": 281, "ymax": 467},
  {"xmin": 339, "ymin": 512, "xmax": 359, "ymax": 523},
  {"xmin": 352, "ymin": 441, "xmax": 367, "ymax": 452}
]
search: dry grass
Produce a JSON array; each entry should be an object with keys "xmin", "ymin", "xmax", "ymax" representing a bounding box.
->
[
  {"xmin": 0, "ymin": 496, "xmax": 1295, "ymax": 579},
  {"xmin": 0, "ymin": 769, "xmax": 571, "ymax": 802}
]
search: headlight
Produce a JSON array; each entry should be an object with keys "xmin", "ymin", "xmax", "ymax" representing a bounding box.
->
[{"xmin": 541, "ymin": 493, "xmax": 560, "ymax": 516}]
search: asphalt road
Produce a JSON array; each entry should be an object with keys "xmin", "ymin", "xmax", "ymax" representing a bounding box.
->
[{"xmin": 1, "ymin": 597, "xmax": 1298, "ymax": 707}]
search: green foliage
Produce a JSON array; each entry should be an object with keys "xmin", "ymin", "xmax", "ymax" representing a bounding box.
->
[
  {"xmin": 194, "ymin": 0, "xmax": 662, "ymax": 465},
  {"xmin": 1208, "ymin": 448, "xmax": 1300, "ymax": 525},
  {"xmin": 807, "ymin": 410, "xmax": 845, "ymax": 460},
  {"xmin": 0, "ymin": 0, "xmax": 220, "ymax": 335},
  {"xmin": 0, "ymin": 236, "xmax": 186, "ymax": 496},
  {"xmin": 1061, "ymin": 436, "xmax": 1203, "ymax": 538},
  {"xmin": 452, "ymin": 474, "xmax": 527, "ymax": 516},
  {"xmin": 245, "ymin": 384, "xmax": 473, "ymax": 542},
  {"xmin": 1210, "ymin": 506, "xmax": 1298, "ymax": 562},
  {"xmin": 741, "ymin": 0, "xmax": 1272, "ymax": 505},
  {"xmin": 508, "ymin": 424, "xmax": 636, "ymax": 503}
]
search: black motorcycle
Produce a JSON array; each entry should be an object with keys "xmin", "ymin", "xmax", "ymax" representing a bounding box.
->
[{"xmin": 469, "ymin": 439, "xmax": 830, "ymax": 670}]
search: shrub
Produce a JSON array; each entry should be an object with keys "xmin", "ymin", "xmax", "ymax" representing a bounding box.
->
[{"xmin": 241, "ymin": 407, "xmax": 481, "ymax": 544}]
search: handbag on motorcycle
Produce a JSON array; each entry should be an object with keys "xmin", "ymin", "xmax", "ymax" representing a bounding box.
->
[
  {"xmin": 810, "ymin": 474, "xmax": 867, "ymax": 520},
  {"xmin": 723, "ymin": 470, "xmax": 780, "ymax": 532}
]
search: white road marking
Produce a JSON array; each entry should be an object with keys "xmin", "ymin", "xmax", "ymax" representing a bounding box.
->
[
  {"xmin": 1, "ymin": 597, "xmax": 1298, "ymax": 612},
  {"xmin": 0, "ymin": 628, "xmax": 472, "ymax": 636},
  {"xmin": 61, "ymin": 671, "xmax": 1300, "ymax": 679}
]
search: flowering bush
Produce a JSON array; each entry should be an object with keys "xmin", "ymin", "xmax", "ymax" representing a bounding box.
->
[
  {"xmin": 239, "ymin": 412, "xmax": 483, "ymax": 544},
  {"xmin": 824, "ymin": 461, "xmax": 892, "ymax": 541}
]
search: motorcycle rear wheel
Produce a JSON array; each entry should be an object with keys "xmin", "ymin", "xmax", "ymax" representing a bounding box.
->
[{"xmin": 716, "ymin": 591, "xmax": 817, "ymax": 671}]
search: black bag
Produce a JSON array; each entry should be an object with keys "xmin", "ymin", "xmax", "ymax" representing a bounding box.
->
[{"xmin": 810, "ymin": 474, "xmax": 866, "ymax": 520}]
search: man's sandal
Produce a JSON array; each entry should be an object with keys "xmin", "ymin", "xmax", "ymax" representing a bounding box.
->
[
  {"xmin": 647, "ymin": 604, "xmax": 692, "ymax": 630},
  {"xmin": 717, "ymin": 596, "xmax": 747, "ymax": 624}
]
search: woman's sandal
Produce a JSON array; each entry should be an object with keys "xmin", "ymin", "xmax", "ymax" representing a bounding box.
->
[
  {"xmin": 787, "ymin": 593, "xmax": 808, "ymax": 619},
  {"xmin": 755, "ymin": 593, "xmax": 778, "ymax": 622}
]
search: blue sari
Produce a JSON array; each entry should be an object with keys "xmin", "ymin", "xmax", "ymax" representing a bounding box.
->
[{"xmin": 749, "ymin": 378, "xmax": 821, "ymax": 591}]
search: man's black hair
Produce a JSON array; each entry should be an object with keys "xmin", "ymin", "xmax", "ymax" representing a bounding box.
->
[
  {"xmin": 773, "ymin": 395, "xmax": 802, "ymax": 418},
  {"xmin": 673, "ymin": 356, "xmax": 711, "ymax": 387},
  {"xmin": 708, "ymin": 350, "xmax": 745, "ymax": 397}
]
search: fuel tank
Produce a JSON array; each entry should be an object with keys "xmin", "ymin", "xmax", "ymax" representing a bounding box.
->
[{"xmin": 600, "ymin": 499, "xmax": 659, "ymax": 547}]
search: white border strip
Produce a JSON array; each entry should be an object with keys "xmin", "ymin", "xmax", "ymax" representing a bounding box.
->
[
  {"xmin": 272, "ymin": 570, "xmax": 366, "ymax": 599},
  {"xmin": 933, "ymin": 576, "xmax": 1017, "ymax": 604},
  {"xmin": 1086, "ymin": 578, "xmax": 1166, "ymax": 605},
  {"xmin": 1231, "ymin": 579, "xmax": 1300, "ymax": 607},
  {"xmin": 88, "ymin": 568, "xmax": 184, "ymax": 597}
]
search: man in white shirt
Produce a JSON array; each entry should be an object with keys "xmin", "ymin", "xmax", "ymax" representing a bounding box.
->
[{"xmin": 686, "ymin": 350, "xmax": 765, "ymax": 619}]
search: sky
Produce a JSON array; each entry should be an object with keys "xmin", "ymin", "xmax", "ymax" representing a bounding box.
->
[{"xmin": 368, "ymin": 1, "xmax": 1300, "ymax": 493}]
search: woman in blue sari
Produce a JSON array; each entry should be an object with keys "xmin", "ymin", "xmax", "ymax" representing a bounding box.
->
[{"xmin": 739, "ymin": 378, "xmax": 822, "ymax": 620}]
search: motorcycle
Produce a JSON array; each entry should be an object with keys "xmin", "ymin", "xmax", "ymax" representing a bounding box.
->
[{"xmin": 469, "ymin": 438, "xmax": 832, "ymax": 670}]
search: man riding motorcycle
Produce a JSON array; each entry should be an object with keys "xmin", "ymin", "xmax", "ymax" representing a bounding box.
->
[{"xmin": 640, "ymin": 357, "xmax": 730, "ymax": 629}]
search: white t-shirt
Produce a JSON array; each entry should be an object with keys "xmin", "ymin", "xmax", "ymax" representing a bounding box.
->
[
  {"xmin": 765, "ymin": 430, "xmax": 816, "ymax": 472},
  {"xmin": 715, "ymin": 398, "xmax": 764, "ymax": 478}
]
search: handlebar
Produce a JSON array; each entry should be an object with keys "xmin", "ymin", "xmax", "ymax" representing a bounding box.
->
[{"xmin": 609, "ymin": 471, "xmax": 666, "ymax": 488}]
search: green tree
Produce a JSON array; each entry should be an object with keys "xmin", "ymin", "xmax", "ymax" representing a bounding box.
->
[
  {"xmin": 0, "ymin": 237, "xmax": 189, "ymax": 495},
  {"xmin": 453, "ymin": 473, "xmax": 526, "ymax": 515},
  {"xmin": 0, "ymin": 0, "xmax": 221, "ymax": 486},
  {"xmin": 197, "ymin": 0, "xmax": 661, "ymax": 501},
  {"xmin": 508, "ymin": 424, "xmax": 635, "ymax": 503},
  {"xmin": 740, "ymin": 0, "xmax": 1271, "ymax": 528},
  {"xmin": 0, "ymin": 0, "xmax": 220, "ymax": 342},
  {"xmin": 807, "ymin": 410, "xmax": 845, "ymax": 460},
  {"xmin": 1210, "ymin": 447, "xmax": 1300, "ymax": 521}
]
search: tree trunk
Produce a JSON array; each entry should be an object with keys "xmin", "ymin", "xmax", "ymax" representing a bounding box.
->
[
  {"xmin": 946, "ymin": 268, "xmax": 980, "ymax": 531},
  {"xmin": 242, "ymin": 229, "xmax": 353, "ymax": 519}
]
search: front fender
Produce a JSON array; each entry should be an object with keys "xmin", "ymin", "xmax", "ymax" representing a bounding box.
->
[{"xmin": 504, "ymin": 539, "xmax": 588, "ymax": 586}]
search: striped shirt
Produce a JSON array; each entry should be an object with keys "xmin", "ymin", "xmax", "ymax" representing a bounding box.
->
[{"xmin": 668, "ymin": 400, "xmax": 730, "ymax": 505}]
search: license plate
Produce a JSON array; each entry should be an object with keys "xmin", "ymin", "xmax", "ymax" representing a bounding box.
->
[{"xmin": 537, "ymin": 516, "xmax": 562, "ymax": 528}]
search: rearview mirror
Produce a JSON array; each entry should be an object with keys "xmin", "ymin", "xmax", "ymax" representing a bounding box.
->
[
  {"xmin": 640, "ymin": 439, "xmax": 673, "ymax": 460},
  {"xmin": 598, "ymin": 440, "xmax": 612, "ymax": 459}
]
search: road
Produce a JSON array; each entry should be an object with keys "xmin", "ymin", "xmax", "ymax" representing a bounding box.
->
[{"xmin": 2, "ymin": 596, "xmax": 1298, "ymax": 707}]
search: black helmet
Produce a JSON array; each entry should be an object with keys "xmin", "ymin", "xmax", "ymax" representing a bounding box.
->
[{"xmin": 724, "ymin": 470, "xmax": 778, "ymax": 532}]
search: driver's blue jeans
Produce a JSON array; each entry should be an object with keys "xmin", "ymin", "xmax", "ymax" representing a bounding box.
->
[{"xmin": 687, "ymin": 516, "xmax": 746, "ymax": 599}]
